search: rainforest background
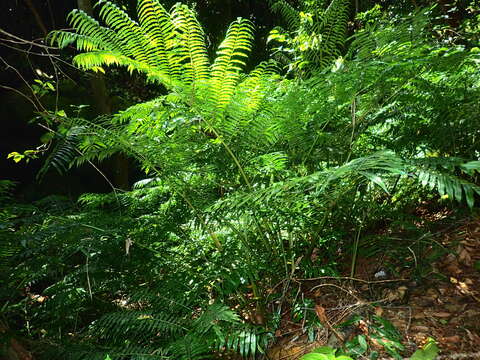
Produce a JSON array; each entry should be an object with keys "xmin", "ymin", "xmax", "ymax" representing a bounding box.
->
[{"xmin": 1, "ymin": 0, "xmax": 480, "ymax": 359}]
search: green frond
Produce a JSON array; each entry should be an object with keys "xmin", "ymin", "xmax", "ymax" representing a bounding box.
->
[
  {"xmin": 267, "ymin": 0, "xmax": 350, "ymax": 72},
  {"xmin": 234, "ymin": 61, "xmax": 278, "ymax": 114},
  {"xmin": 348, "ymin": 6, "xmax": 432, "ymax": 60},
  {"xmin": 269, "ymin": 0, "xmax": 300, "ymax": 30},
  {"xmin": 217, "ymin": 324, "xmax": 273, "ymax": 359},
  {"xmin": 210, "ymin": 18, "xmax": 255, "ymax": 114},
  {"xmin": 73, "ymin": 51, "xmax": 176, "ymax": 86},
  {"xmin": 37, "ymin": 125, "xmax": 87, "ymax": 179},
  {"xmin": 193, "ymin": 303, "xmax": 240, "ymax": 335},
  {"xmin": 171, "ymin": 4, "xmax": 210, "ymax": 83},
  {"xmin": 308, "ymin": 0, "xmax": 350, "ymax": 69},
  {"xmin": 169, "ymin": 334, "xmax": 211, "ymax": 360},
  {"xmin": 137, "ymin": 0, "xmax": 182, "ymax": 79},
  {"xmin": 91, "ymin": 310, "xmax": 188, "ymax": 342},
  {"xmin": 211, "ymin": 151, "xmax": 404, "ymax": 215},
  {"xmin": 410, "ymin": 158, "xmax": 480, "ymax": 209},
  {"xmin": 68, "ymin": 9, "xmax": 124, "ymax": 52},
  {"xmin": 221, "ymin": 61, "xmax": 279, "ymax": 138},
  {"xmin": 48, "ymin": 30, "xmax": 103, "ymax": 52}
]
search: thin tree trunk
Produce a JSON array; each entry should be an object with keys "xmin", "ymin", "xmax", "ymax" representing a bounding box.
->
[
  {"xmin": 224, "ymin": 0, "xmax": 232, "ymax": 22},
  {"xmin": 0, "ymin": 321, "xmax": 34, "ymax": 360},
  {"xmin": 77, "ymin": 0, "xmax": 94, "ymax": 14},
  {"xmin": 76, "ymin": 0, "xmax": 130, "ymax": 190},
  {"xmin": 46, "ymin": 0, "xmax": 56, "ymax": 29},
  {"xmin": 23, "ymin": 0, "xmax": 48, "ymax": 37}
]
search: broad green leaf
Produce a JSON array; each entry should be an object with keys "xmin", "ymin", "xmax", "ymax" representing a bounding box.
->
[
  {"xmin": 358, "ymin": 335, "xmax": 368, "ymax": 351},
  {"xmin": 410, "ymin": 338, "xmax": 439, "ymax": 360},
  {"xmin": 300, "ymin": 354, "xmax": 330, "ymax": 360},
  {"xmin": 312, "ymin": 346, "xmax": 336, "ymax": 355}
]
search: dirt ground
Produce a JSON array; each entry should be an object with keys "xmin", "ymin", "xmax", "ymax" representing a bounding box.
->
[{"xmin": 267, "ymin": 216, "xmax": 480, "ymax": 360}]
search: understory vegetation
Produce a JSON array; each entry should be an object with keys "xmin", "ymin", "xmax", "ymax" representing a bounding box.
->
[{"xmin": 1, "ymin": 0, "xmax": 480, "ymax": 359}]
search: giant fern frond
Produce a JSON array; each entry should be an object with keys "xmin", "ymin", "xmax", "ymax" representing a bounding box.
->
[
  {"xmin": 49, "ymin": 0, "xmax": 185, "ymax": 87},
  {"xmin": 170, "ymin": 4, "xmax": 210, "ymax": 83},
  {"xmin": 269, "ymin": 0, "xmax": 300, "ymax": 30},
  {"xmin": 410, "ymin": 158, "xmax": 480, "ymax": 209},
  {"xmin": 137, "ymin": 0, "xmax": 182, "ymax": 80},
  {"xmin": 209, "ymin": 18, "xmax": 255, "ymax": 115}
]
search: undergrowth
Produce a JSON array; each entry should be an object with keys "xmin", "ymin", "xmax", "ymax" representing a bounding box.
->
[{"xmin": 2, "ymin": 0, "xmax": 480, "ymax": 359}]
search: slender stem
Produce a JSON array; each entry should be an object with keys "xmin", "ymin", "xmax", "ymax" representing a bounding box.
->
[
  {"xmin": 205, "ymin": 124, "xmax": 252, "ymax": 189},
  {"xmin": 350, "ymin": 210, "xmax": 366, "ymax": 278},
  {"xmin": 178, "ymin": 190, "xmax": 222, "ymax": 250}
]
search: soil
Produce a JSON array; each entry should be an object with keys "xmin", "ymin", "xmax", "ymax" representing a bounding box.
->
[{"xmin": 266, "ymin": 215, "xmax": 480, "ymax": 359}]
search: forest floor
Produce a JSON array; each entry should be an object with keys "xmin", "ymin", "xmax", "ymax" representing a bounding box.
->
[{"xmin": 266, "ymin": 211, "xmax": 480, "ymax": 360}]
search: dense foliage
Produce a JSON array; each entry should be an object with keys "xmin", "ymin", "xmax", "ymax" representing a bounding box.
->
[{"xmin": 1, "ymin": 0, "xmax": 479, "ymax": 359}]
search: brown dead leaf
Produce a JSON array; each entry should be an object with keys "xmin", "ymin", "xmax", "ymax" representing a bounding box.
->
[
  {"xmin": 374, "ymin": 307, "xmax": 383, "ymax": 317},
  {"xmin": 444, "ymin": 253, "xmax": 457, "ymax": 265},
  {"xmin": 430, "ymin": 312, "xmax": 451, "ymax": 318},
  {"xmin": 391, "ymin": 320, "xmax": 406, "ymax": 330},
  {"xmin": 445, "ymin": 304, "xmax": 464, "ymax": 312},
  {"xmin": 426, "ymin": 288, "xmax": 439, "ymax": 299},
  {"xmin": 411, "ymin": 325, "xmax": 429, "ymax": 332},
  {"xmin": 445, "ymin": 263, "xmax": 462, "ymax": 275},
  {"xmin": 384, "ymin": 286, "xmax": 408, "ymax": 302},
  {"xmin": 442, "ymin": 335, "xmax": 461, "ymax": 343},
  {"xmin": 458, "ymin": 247, "xmax": 472, "ymax": 266},
  {"xmin": 314, "ymin": 304, "xmax": 328, "ymax": 324},
  {"xmin": 358, "ymin": 319, "xmax": 369, "ymax": 335},
  {"xmin": 413, "ymin": 312, "xmax": 426, "ymax": 319}
]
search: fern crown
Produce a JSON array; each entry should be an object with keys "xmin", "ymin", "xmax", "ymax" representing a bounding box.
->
[{"xmin": 49, "ymin": 0, "xmax": 257, "ymax": 90}]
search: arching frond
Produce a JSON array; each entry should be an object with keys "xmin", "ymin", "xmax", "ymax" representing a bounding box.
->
[
  {"xmin": 48, "ymin": 31, "xmax": 103, "ymax": 52},
  {"xmin": 410, "ymin": 158, "xmax": 480, "ymax": 209},
  {"xmin": 269, "ymin": 0, "xmax": 300, "ymax": 30},
  {"xmin": 37, "ymin": 125, "xmax": 87, "ymax": 179},
  {"xmin": 137, "ymin": 0, "xmax": 182, "ymax": 79},
  {"xmin": 96, "ymin": 0, "xmax": 153, "ymax": 65},
  {"xmin": 222, "ymin": 61, "xmax": 279, "ymax": 138},
  {"xmin": 91, "ymin": 311, "xmax": 187, "ymax": 341},
  {"xmin": 68, "ymin": 9, "xmax": 125, "ymax": 52},
  {"xmin": 210, "ymin": 18, "xmax": 255, "ymax": 114},
  {"xmin": 171, "ymin": 4, "xmax": 210, "ymax": 83}
]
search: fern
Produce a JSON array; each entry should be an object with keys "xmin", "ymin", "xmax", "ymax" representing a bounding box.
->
[
  {"xmin": 137, "ymin": 0, "xmax": 182, "ymax": 80},
  {"xmin": 267, "ymin": 0, "xmax": 350, "ymax": 73},
  {"xmin": 37, "ymin": 125, "xmax": 86, "ymax": 178},
  {"xmin": 170, "ymin": 4, "xmax": 210, "ymax": 83},
  {"xmin": 348, "ymin": 6, "xmax": 433, "ymax": 60},
  {"xmin": 217, "ymin": 324, "xmax": 272, "ymax": 359},
  {"xmin": 410, "ymin": 158, "xmax": 480, "ymax": 209},
  {"xmin": 269, "ymin": 0, "xmax": 300, "ymax": 30},
  {"xmin": 209, "ymin": 18, "xmax": 255, "ymax": 115}
]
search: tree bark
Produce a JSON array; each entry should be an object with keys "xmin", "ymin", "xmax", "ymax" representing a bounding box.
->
[
  {"xmin": 0, "ymin": 321, "xmax": 34, "ymax": 360},
  {"xmin": 23, "ymin": 0, "xmax": 48, "ymax": 37},
  {"xmin": 76, "ymin": 0, "xmax": 130, "ymax": 190}
]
